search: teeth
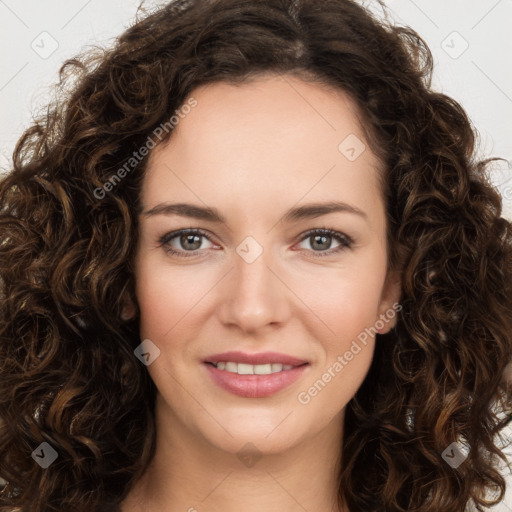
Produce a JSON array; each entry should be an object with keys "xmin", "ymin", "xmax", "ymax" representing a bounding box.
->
[
  {"xmin": 238, "ymin": 363, "xmax": 254, "ymax": 375},
  {"xmin": 213, "ymin": 362, "xmax": 296, "ymax": 375},
  {"xmin": 225, "ymin": 362, "xmax": 238, "ymax": 372},
  {"xmin": 254, "ymin": 364, "xmax": 271, "ymax": 375}
]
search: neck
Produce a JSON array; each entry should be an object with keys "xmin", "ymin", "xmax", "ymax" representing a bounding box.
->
[{"xmin": 121, "ymin": 395, "xmax": 348, "ymax": 512}]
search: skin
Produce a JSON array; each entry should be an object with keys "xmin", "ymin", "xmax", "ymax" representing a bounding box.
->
[{"xmin": 120, "ymin": 73, "xmax": 401, "ymax": 512}]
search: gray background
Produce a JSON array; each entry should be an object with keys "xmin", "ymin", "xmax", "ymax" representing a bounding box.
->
[{"xmin": 0, "ymin": 0, "xmax": 511, "ymax": 509}]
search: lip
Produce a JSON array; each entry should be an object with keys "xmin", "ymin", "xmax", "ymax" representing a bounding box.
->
[
  {"xmin": 204, "ymin": 351, "xmax": 308, "ymax": 366},
  {"xmin": 203, "ymin": 351, "xmax": 309, "ymax": 398}
]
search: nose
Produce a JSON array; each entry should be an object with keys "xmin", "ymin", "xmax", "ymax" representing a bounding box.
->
[{"xmin": 216, "ymin": 239, "xmax": 290, "ymax": 334}]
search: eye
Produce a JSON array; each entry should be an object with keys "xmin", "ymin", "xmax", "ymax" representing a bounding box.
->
[
  {"xmin": 158, "ymin": 227, "xmax": 354, "ymax": 258},
  {"xmin": 295, "ymin": 228, "xmax": 353, "ymax": 257},
  {"xmin": 158, "ymin": 229, "xmax": 215, "ymax": 257}
]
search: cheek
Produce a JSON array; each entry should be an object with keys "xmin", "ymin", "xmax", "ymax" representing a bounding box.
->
[
  {"xmin": 308, "ymin": 281, "xmax": 378, "ymax": 389},
  {"xmin": 293, "ymin": 259, "xmax": 387, "ymax": 346},
  {"xmin": 135, "ymin": 258, "xmax": 211, "ymax": 339},
  {"xmin": 294, "ymin": 274, "xmax": 380, "ymax": 414}
]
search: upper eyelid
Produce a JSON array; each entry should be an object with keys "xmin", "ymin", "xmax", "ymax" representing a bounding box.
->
[
  {"xmin": 159, "ymin": 228, "xmax": 215, "ymax": 245},
  {"xmin": 159, "ymin": 228, "xmax": 353, "ymax": 250}
]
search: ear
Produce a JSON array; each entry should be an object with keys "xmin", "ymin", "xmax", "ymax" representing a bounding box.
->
[
  {"xmin": 121, "ymin": 295, "xmax": 137, "ymax": 321},
  {"xmin": 376, "ymin": 269, "xmax": 402, "ymax": 334},
  {"xmin": 502, "ymin": 361, "xmax": 512, "ymax": 393}
]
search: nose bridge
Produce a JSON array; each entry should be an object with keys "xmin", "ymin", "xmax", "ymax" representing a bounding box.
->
[{"xmin": 219, "ymin": 235, "xmax": 288, "ymax": 331}]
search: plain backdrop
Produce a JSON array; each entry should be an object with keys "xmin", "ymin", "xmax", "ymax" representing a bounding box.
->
[{"xmin": 0, "ymin": 0, "xmax": 511, "ymax": 509}]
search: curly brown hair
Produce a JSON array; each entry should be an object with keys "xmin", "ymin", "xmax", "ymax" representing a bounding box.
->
[{"xmin": 1, "ymin": 0, "xmax": 512, "ymax": 510}]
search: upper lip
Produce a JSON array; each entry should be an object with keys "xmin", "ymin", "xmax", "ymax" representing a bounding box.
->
[{"xmin": 205, "ymin": 351, "xmax": 308, "ymax": 366}]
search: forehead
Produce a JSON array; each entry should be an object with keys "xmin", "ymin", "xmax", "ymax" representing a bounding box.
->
[{"xmin": 141, "ymin": 74, "xmax": 383, "ymax": 220}]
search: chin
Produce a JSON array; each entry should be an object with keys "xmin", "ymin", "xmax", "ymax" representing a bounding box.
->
[
  {"xmin": 206, "ymin": 429, "xmax": 301, "ymax": 458},
  {"xmin": 193, "ymin": 408, "xmax": 311, "ymax": 456}
]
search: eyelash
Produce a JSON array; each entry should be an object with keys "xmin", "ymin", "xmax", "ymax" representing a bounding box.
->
[{"xmin": 158, "ymin": 228, "xmax": 354, "ymax": 259}]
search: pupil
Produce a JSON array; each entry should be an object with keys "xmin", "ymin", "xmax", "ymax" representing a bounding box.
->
[
  {"xmin": 312, "ymin": 235, "xmax": 330, "ymax": 251},
  {"xmin": 182, "ymin": 234, "xmax": 201, "ymax": 250}
]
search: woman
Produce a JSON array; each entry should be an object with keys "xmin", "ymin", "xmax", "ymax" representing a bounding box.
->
[{"xmin": 1, "ymin": 0, "xmax": 511, "ymax": 511}]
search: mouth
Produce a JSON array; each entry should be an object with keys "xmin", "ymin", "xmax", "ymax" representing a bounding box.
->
[
  {"xmin": 203, "ymin": 351, "xmax": 309, "ymax": 398},
  {"xmin": 205, "ymin": 361, "xmax": 305, "ymax": 375}
]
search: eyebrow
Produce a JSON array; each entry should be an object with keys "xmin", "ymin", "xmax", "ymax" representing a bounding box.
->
[{"xmin": 141, "ymin": 201, "xmax": 368, "ymax": 223}]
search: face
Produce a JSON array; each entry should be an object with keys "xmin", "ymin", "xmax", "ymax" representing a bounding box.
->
[{"xmin": 129, "ymin": 73, "xmax": 401, "ymax": 456}]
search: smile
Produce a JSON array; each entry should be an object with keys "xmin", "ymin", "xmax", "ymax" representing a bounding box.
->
[
  {"xmin": 203, "ymin": 352, "xmax": 309, "ymax": 398},
  {"xmin": 208, "ymin": 362, "xmax": 295, "ymax": 374}
]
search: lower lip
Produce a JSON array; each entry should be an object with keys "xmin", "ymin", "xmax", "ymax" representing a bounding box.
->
[{"xmin": 204, "ymin": 363, "xmax": 308, "ymax": 398}]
